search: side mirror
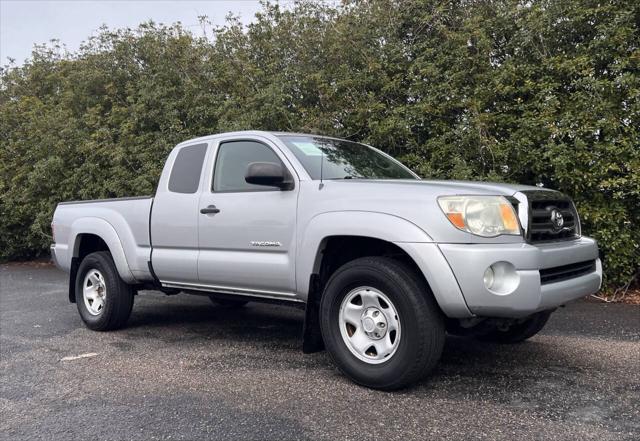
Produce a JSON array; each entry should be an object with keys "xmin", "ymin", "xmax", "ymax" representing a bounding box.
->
[{"xmin": 245, "ymin": 162, "xmax": 293, "ymax": 190}]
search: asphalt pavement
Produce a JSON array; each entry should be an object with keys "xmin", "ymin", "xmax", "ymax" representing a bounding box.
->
[{"xmin": 1, "ymin": 264, "xmax": 639, "ymax": 441}]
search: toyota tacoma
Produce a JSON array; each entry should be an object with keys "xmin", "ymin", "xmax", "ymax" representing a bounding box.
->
[{"xmin": 51, "ymin": 131, "xmax": 602, "ymax": 389}]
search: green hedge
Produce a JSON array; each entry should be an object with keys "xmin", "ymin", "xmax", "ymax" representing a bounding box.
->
[{"xmin": 1, "ymin": 0, "xmax": 638, "ymax": 291}]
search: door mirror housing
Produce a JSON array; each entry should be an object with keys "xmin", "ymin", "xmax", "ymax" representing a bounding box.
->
[{"xmin": 245, "ymin": 162, "xmax": 293, "ymax": 190}]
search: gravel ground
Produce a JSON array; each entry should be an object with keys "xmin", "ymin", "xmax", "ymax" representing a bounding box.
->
[{"xmin": 1, "ymin": 264, "xmax": 639, "ymax": 441}]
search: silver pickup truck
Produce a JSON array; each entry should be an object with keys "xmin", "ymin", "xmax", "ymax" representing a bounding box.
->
[{"xmin": 51, "ymin": 131, "xmax": 602, "ymax": 389}]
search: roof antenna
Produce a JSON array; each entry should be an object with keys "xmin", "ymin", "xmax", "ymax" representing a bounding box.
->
[{"xmin": 319, "ymin": 147, "xmax": 325, "ymax": 190}]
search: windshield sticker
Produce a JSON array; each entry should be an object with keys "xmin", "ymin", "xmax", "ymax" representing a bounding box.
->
[{"xmin": 292, "ymin": 141, "xmax": 323, "ymax": 156}]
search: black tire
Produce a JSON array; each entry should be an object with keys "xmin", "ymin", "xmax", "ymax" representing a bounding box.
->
[
  {"xmin": 475, "ymin": 311, "xmax": 552, "ymax": 343},
  {"xmin": 208, "ymin": 295, "xmax": 248, "ymax": 308},
  {"xmin": 319, "ymin": 257, "xmax": 445, "ymax": 390},
  {"xmin": 75, "ymin": 251, "xmax": 134, "ymax": 331}
]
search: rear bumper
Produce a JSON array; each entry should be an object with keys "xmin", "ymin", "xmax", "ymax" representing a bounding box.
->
[
  {"xmin": 50, "ymin": 243, "xmax": 68, "ymax": 271},
  {"xmin": 50, "ymin": 244, "xmax": 59, "ymax": 268},
  {"xmin": 438, "ymin": 237, "xmax": 602, "ymax": 317}
]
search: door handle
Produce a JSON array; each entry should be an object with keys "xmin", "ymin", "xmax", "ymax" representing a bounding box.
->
[{"xmin": 200, "ymin": 205, "xmax": 220, "ymax": 214}]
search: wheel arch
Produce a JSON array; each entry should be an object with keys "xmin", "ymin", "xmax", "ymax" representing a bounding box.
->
[
  {"xmin": 299, "ymin": 212, "xmax": 474, "ymax": 352},
  {"xmin": 68, "ymin": 218, "xmax": 135, "ymax": 303},
  {"xmin": 296, "ymin": 211, "xmax": 433, "ymax": 300},
  {"xmin": 302, "ymin": 236, "xmax": 435, "ymax": 352},
  {"xmin": 299, "ymin": 211, "xmax": 437, "ymax": 353}
]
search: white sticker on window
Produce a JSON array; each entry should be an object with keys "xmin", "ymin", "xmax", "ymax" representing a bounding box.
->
[{"xmin": 292, "ymin": 141, "xmax": 323, "ymax": 156}]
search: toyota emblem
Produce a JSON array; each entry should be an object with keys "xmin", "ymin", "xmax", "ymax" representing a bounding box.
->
[{"xmin": 550, "ymin": 208, "xmax": 564, "ymax": 230}]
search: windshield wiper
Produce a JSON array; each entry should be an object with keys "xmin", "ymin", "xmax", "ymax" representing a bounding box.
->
[{"xmin": 325, "ymin": 176, "xmax": 365, "ymax": 180}]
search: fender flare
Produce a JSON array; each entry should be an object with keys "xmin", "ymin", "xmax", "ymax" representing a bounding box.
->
[
  {"xmin": 69, "ymin": 217, "xmax": 136, "ymax": 284},
  {"xmin": 298, "ymin": 211, "xmax": 473, "ymax": 352},
  {"xmin": 296, "ymin": 211, "xmax": 433, "ymax": 299}
]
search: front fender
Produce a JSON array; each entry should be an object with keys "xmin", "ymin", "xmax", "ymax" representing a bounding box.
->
[
  {"xmin": 296, "ymin": 211, "xmax": 433, "ymax": 299},
  {"xmin": 70, "ymin": 217, "xmax": 136, "ymax": 283}
]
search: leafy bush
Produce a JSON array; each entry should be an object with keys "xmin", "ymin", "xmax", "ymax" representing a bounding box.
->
[{"xmin": 1, "ymin": 0, "xmax": 638, "ymax": 290}]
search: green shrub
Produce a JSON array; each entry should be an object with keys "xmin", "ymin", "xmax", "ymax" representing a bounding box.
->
[{"xmin": 1, "ymin": 0, "xmax": 638, "ymax": 290}]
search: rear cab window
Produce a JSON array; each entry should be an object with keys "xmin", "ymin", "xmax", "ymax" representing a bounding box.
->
[{"xmin": 168, "ymin": 143, "xmax": 208, "ymax": 193}]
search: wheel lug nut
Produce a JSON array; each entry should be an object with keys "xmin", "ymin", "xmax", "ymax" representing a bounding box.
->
[
  {"xmin": 373, "ymin": 311, "xmax": 379, "ymax": 317},
  {"xmin": 379, "ymin": 323, "xmax": 385, "ymax": 328}
]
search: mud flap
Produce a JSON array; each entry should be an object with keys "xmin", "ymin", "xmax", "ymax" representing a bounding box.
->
[
  {"xmin": 68, "ymin": 257, "xmax": 80, "ymax": 303},
  {"xmin": 302, "ymin": 274, "xmax": 325, "ymax": 353}
]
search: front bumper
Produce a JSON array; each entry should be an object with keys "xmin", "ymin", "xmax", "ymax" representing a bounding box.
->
[{"xmin": 439, "ymin": 237, "xmax": 602, "ymax": 317}]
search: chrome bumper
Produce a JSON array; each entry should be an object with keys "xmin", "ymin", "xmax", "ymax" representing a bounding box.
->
[{"xmin": 439, "ymin": 237, "xmax": 602, "ymax": 317}]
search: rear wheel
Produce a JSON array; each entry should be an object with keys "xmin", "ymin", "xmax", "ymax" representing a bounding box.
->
[
  {"xmin": 475, "ymin": 311, "xmax": 552, "ymax": 343},
  {"xmin": 75, "ymin": 251, "xmax": 134, "ymax": 331},
  {"xmin": 319, "ymin": 257, "xmax": 444, "ymax": 390}
]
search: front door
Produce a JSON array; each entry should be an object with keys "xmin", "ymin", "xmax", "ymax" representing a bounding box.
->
[{"xmin": 197, "ymin": 138, "xmax": 298, "ymax": 299}]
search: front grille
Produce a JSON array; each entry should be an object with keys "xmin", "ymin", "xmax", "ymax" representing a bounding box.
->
[
  {"xmin": 523, "ymin": 191, "xmax": 579, "ymax": 243},
  {"xmin": 540, "ymin": 260, "xmax": 596, "ymax": 285}
]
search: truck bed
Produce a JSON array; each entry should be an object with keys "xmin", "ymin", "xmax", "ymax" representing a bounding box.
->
[{"xmin": 52, "ymin": 196, "xmax": 155, "ymax": 282}]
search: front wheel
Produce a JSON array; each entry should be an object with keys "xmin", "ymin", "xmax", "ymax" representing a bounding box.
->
[
  {"xmin": 319, "ymin": 257, "xmax": 445, "ymax": 390},
  {"xmin": 75, "ymin": 251, "xmax": 134, "ymax": 331}
]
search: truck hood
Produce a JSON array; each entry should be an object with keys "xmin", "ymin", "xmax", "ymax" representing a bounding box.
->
[
  {"xmin": 300, "ymin": 178, "xmax": 563, "ymax": 244},
  {"xmin": 332, "ymin": 179, "xmax": 550, "ymax": 196}
]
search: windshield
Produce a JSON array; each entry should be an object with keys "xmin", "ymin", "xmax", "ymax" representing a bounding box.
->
[{"xmin": 278, "ymin": 135, "xmax": 417, "ymax": 180}]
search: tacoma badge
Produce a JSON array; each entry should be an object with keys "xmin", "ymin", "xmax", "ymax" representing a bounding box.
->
[{"xmin": 250, "ymin": 241, "xmax": 282, "ymax": 247}]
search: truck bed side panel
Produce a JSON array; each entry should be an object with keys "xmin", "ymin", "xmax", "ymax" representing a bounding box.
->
[{"xmin": 52, "ymin": 197, "xmax": 154, "ymax": 282}]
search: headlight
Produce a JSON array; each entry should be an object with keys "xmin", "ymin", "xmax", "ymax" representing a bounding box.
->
[{"xmin": 437, "ymin": 196, "xmax": 521, "ymax": 237}]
